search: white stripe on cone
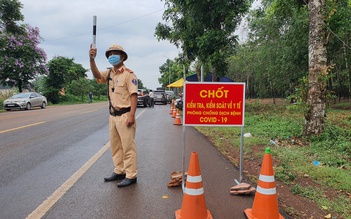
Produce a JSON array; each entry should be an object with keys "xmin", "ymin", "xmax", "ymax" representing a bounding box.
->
[
  {"xmin": 259, "ymin": 174, "xmax": 275, "ymax": 182},
  {"xmin": 256, "ymin": 186, "xmax": 276, "ymax": 195},
  {"xmin": 184, "ymin": 187, "xmax": 204, "ymax": 196},
  {"xmin": 186, "ymin": 175, "xmax": 202, "ymax": 183}
]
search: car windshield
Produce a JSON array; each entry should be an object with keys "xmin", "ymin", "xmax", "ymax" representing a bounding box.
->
[{"xmin": 11, "ymin": 93, "xmax": 30, "ymax": 99}]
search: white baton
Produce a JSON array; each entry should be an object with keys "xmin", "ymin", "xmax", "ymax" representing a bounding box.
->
[{"xmin": 92, "ymin": 15, "xmax": 97, "ymax": 49}]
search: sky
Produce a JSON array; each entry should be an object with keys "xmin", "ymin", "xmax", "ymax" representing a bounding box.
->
[
  {"xmin": 18, "ymin": 0, "xmax": 255, "ymax": 89},
  {"xmin": 19, "ymin": 0, "xmax": 182, "ymax": 90}
]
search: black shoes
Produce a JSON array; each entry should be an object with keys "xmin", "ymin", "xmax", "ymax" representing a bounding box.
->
[
  {"xmin": 104, "ymin": 172, "xmax": 126, "ymax": 182},
  {"xmin": 117, "ymin": 178, "xmax": 137, "ymax": 187},
  {"xmin": 104, "ymin": 173, "xmax": 137, "ymax": 187}
]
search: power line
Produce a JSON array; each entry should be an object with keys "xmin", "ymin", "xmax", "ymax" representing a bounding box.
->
[
  {"xmin": 99, "ymin": 9, "xmax": 164, "ymax": 31},
  {"xmin": 45, "ymin": 8, "xmax": 164, "ymax": 42},
  {"xmin": 302, "ymin": 0, "xmax": 351, "ymax": 50},
  {"xmin": 323, "ymin": 22, "xmax": 351, "ymax": 50}
]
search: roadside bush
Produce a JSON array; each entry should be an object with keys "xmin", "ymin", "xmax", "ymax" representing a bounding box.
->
[
  {"xmin": 59, "ymin": 94, "xmax": 81, "ymax": 103},
  {"xmin": 0, "ymin": 90, "xmax": 15, "ymax": 111},
  {"xmin": 308, "ymin": 123, "xmax": 351, "ymax": 168}
]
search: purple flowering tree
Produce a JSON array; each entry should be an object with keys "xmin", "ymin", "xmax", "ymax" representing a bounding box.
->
[{"xmin": 0, "ymin": 25, "xmax": 48, "ymax": 92}]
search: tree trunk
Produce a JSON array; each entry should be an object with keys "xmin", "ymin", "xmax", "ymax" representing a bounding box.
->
[
  {"xmin": 18, "ymin": 79, "xmax": 23, "ymax": 93},
  {"xmin": 268, "ymin": 73, "xmax": 276, "ymax": 104},
  {"xmin": 303, "ymin": 0, "xmax": 327, "ymax": 136},
  {"xmin": 246, "ymin": 74, "xmax": 250, "ymax": 100},
  {"xmin": 212, "ymin": 67, "xmax": 219, "ymax": 82},
  {"xmin": 345, "ymin": 44, "xmax": 351, "ymax": 101},
  {"xmin": 196, "ymin": 64, "xmax": 201, "ymax": 82}
]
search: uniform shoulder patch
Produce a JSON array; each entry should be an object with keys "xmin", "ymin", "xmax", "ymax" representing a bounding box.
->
[
  {"xmin": 126, "ymin": 68, "xmax": 133, "ymax": 73},
  {"xmin": 132, "ymin": 79, "xmax": 138, "ymax": 86}
]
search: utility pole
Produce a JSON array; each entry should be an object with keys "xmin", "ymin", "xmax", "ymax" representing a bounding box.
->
[{"xmin": 162, "ymin": 55, "xmax": 171, "ymax": 89}]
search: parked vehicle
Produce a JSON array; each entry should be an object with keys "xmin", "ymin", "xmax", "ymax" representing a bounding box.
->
[
  {"xmin": 174, "ymin": 93, "xmax": 183, "ymax": 110},
  {"xmin": 174, "ymin": 96, "xmax": 183, "ymax": 110},
  {"xmin": 153, "ymin": 90, "xmax": 167, "ymax": 105},
  {"xmin": 137, "ymin": 89, "xmax": 149, "ymax": 107},
  {"xmin": 3, "ymin": 92, "xmax": 47, "ymax": 111},
  {"xmin": 165, "ymin": 90, "xmax": 175, "ymax": 103},
  {"xmin": 175, "ymin": 99, "xmax": 183, "ymax": 110}
]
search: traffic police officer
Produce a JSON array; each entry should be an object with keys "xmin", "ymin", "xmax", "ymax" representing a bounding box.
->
[{"xmin": 89, "ymin": 44, "xmax": 138, "ymax": 187}]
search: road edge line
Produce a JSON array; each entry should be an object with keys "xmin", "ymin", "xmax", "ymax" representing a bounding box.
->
[
  {"xmin": 26, "ymin": 108, "xmax": 147, "ymax": 219},
  {"xmin": 26, "ymin": 142, "xmax": 110, "ymax": 219}
]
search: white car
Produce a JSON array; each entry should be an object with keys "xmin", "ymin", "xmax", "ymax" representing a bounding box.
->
[{"xmin": 3, "ymin": 92, "xmax": 47, "ymax": 111}]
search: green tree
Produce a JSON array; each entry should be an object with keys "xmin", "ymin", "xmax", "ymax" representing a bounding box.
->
[
  {"xmin": 137, "ymin": 79, "xmax": 145, "ymax": 89},
  {"xmin": 158, "ymin": 54, "xmax": 196, "ymax": 88},
  {"xmin": 0, "ymin": 0, "xmax": 25, "ymax": 35},
  {"xmin": 158, "ymin": 58, "xmax": 183, "ymax": 87},
  {"xmin": 67, "ymin": 78, "xmax": 92, "ymax": 102},
  {"xmin": 155, "ymin": 0, "xmax": 250, "ymax": 81},
  {"xmin": 230, "ymin": 0, "xmax": 351, "ymax": 135},
  {"xmin": 89, "ymin": 78, "xmax": 106, "ymax": 100},
  {"xmin": 44, "ymin": 56, "xmax": 87, "ymax": 104},
  {"xmin": 324, "ymin": 1, "xmax": 351, "ymax": 100},
  {"xmin": 158, "ymin": 59, "xmax": 173, "ymax": 87},
  {"xmin": 235, "ymin": 0, "xmax": 308, "ymax": 100},
  {"xmin": 31, "ymin": 75, "xmax": 46, "ymax": 93},
  {"xmin": 0, "ymin": 25, "xmax": 48, "ymax": 92},
  {"xmin": 227, "ymin": 43, "xmax": 258, "ymax": 99},
  {"xmin": 191, "ymin": 59, "xmax": 211, "ymax": 82}
]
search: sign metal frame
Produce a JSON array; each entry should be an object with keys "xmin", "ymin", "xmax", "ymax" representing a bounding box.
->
[{"xmin": 181, "ymin": 82, "xmax": 246, "ymax": 189}]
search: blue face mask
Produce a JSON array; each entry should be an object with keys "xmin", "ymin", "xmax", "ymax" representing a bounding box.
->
[{"xmin": 108, "ymin": 55, "xmax": 121, "ymax": 66}]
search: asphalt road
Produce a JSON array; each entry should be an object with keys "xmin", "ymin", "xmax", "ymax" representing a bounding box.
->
[{"xmin": 0, "ymin": 102, "xmax": 259, "ymax": 219}]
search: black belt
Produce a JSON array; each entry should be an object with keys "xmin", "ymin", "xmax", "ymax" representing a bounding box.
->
[{"xmin": 110, "ymin": 107, "xmax": 131, "ymax": 116}]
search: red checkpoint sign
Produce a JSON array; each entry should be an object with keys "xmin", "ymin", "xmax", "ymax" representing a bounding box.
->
[{"xmin": 183, "ymin": 82, "xmax": 245, "ymax": 126}]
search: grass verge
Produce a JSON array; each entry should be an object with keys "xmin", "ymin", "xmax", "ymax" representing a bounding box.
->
[{"xmin": 195, "ymin": 99, "xmax": 351, "ymax": 219}]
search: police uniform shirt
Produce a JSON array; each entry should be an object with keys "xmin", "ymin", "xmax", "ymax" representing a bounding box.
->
[{"xmin": 97, "ymin": 65, "xmax": 138, "ymax": 109}]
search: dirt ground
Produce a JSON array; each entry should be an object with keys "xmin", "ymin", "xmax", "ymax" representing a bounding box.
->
[
  {"xmin": 213, "ymin": 139, "xmax": 329, "ymax": 219},
  {"xmin": 244, "ymin": 146, "xmax": 328, "ymax": 219},
  {"xmin": 202, "ymin": 98, "xmax": 349, "ymax": 219}
]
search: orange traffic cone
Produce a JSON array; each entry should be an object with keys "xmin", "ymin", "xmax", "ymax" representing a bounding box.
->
[
  {"xmin": 172, "ymin": 108, "xmax": 177, "ymax": 118},
  {"xmin": 244, "ymin": 147, "xmax": 284, "ymax": 219},
  {"xmin": 170, "ymin": 106, "xmax": 174, "ymax": 115},
  {"xmin": 173, "ymin": 110, "xmax": 182, "ymax": 125},
  {"xmin": 170, "ymin": 100, "xmax": 174, "ymax": 114},
  {"xmin": 175, "ymin": 152, "xmax": 213, "ymax": 219}
]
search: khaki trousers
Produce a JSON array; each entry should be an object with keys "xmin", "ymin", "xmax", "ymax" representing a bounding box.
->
[{"xmin": 109, "ymin": 113, "xmax": 137, "ymax": 179}]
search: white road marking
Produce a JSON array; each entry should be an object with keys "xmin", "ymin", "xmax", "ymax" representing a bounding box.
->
[
  {"xmin": 26, "ymin": 109, "xmax": 147, "ymax": 219},
  {"xmin": 0, "ymin": 122, "xmax": 45, "ymax": 134}
]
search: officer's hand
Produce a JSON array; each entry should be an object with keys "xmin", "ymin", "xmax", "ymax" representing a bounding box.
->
[
  {"xmin": 126, "ymin": 114, "xmax": 135, "ymax": 127},
  {"xmin": 89, "ymin": 44, "xmax": 97, "ymax": 60}
]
